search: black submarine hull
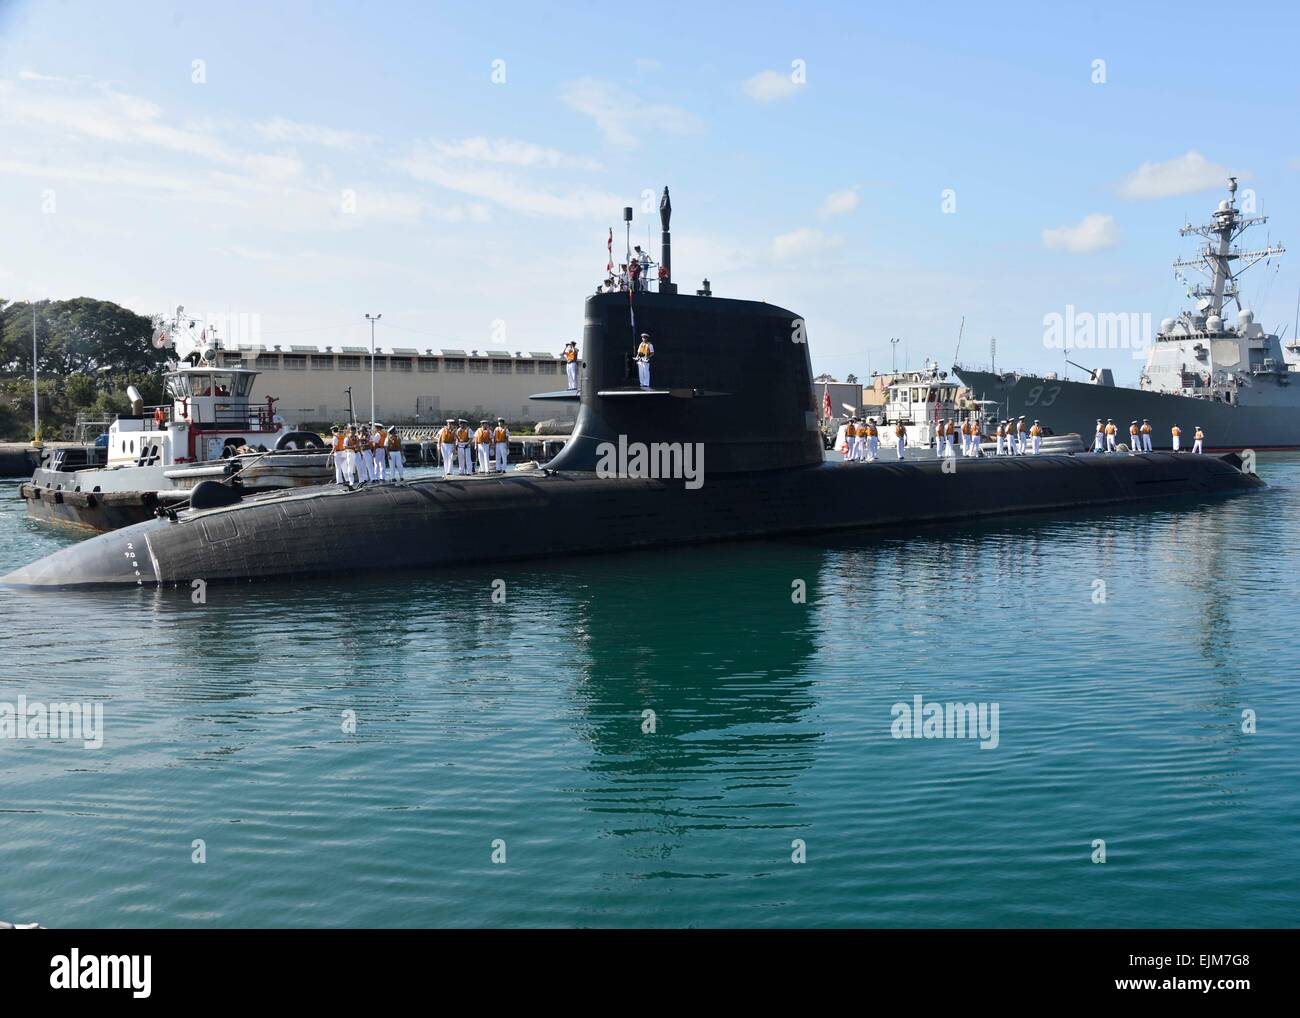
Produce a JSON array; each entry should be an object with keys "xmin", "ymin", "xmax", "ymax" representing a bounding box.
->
[{"xmin": 0, "ymin": 452, "xmax": 1263, "ymax": 588}]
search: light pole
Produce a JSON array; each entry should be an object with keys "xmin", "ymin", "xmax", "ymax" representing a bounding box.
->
[
  {"xmin": 30, "ymin": 300, "xmax": 39, "ymax": 440},
  {"xmin": 364, "ymin": 313, "xmax": 382, "ymax": 422},
  {"xmin": 890, "ymin": 337, "xmax": 900, "ymax": 374}
]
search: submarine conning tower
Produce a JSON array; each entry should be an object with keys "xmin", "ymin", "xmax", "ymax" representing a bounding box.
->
[{"xmin": 536, "ymin": 190, "xmax": 824, "ymax": 474}]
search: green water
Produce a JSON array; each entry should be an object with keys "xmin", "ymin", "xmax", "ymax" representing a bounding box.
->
[{"xmin": 1, "ymin": 459, "xmax": 1297, "ymax": 927}]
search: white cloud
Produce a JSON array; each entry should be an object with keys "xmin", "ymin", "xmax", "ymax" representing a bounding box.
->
[
  {"xmin": 743, "ymin": 69, "xmax": 801, "ymax": 103},
  {"xmin": 560, "ymin": 77, "xmax": 702, "ymax": 147},
  {"xmin": 1118, "ymin": 151, "xmax": 1236, "ymax": 200},
  {"xmin": 771, "ymin": 227, "xmax": 839, "ymax": 261},
  {"xmin": 430, "ymin": 137, "xmax": 601, "ymax": 171},
  {"xmin": 818, "ymin": 187, "xmax": 859, "ymax": 218},
  {"xmin": 1041, "ymin": 213, "xmax": 1119, "ymax": 253},
  {"xmin": 0, "ymin": 78, "xmax": 303, "ymax": 183},
  {"xmin": 254, "ymin": 117, "xmax": 371, "ymax": 150},
  {"xmin": 396, "ymin": 143, "xmax": 621, "ymax": 219}
]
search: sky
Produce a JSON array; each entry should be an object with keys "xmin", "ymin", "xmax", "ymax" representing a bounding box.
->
[{"xmin": 1, "ymin": 0, "xmax": 1298, "ymax": 385}]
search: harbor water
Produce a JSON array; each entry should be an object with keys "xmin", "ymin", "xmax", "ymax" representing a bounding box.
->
[{"xmin": 1, "ymin": 457, "xmax": 1298, "ymax": 928}]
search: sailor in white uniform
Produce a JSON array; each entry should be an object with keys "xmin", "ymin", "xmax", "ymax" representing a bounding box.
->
[
  {"xmin": 1192, "ymin": 426, "xmax": 1204, "ymax": 454},
  {"xmin": 1015, "ymin": 416, "xmax": 1028, "ymax": 455},
  {"xmin": 635, "ymin": 333, "xmax": 654, "ymax": 388},
  {"xmin": 893, "ymin": 421, "xmax": 907, "ymax": 460},
  {"xmin": 438, "ymin": 419, "xmax": 456, "ymax": 476},
  {"xmin": 371, "ymin": 423, "xmax": 387, "ymax": 483},
  {"xmin": 1029, "ymin": 419, "xmax": 1043, "ymax": 455},
  {"xmin": 865, "ymin": 419, "xmax": 880, "ymax": 462},
  {"xmin": 1093, "ymin": 419, "xmax": 1105, "ymax": 453},
  {"xmin": 330, "ymin": 426, "xmax": 347, "ymax": 484},
  {"xmin": 1140, "ymin": 419, "xmax": 1153, "ymax": 452}
]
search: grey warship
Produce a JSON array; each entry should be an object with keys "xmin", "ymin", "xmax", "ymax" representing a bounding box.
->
[
  {"xmin": 0, "ymin": 189, "xmax": 1266, "ymax": 589},
  {"xmin": 957, "ymin": 178, "xmax": 1298, "ymax": 450}
]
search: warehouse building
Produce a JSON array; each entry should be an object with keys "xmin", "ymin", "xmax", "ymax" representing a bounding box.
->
[{"xmin": 221, "ymin": 344, "xmax": 578, "ymax": 428}]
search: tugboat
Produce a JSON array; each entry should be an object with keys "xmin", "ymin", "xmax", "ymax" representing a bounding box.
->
[
  {"xmin": 19, "ymin": 307, "xmax": 332, "ymax": 532},
  {"xmin": 0, "ymin": 189, "xmax": 1265, "ymax": 590},
  {"xmin": 956, "ymin": 178, "xmax": 1295, "ymax": 450},
  {"xmin": 832, "ymin": 365, "xmax": 1082, "ymax": 457}
]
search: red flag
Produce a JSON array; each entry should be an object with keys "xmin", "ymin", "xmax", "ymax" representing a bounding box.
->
[
  {"xmin": 822, "ymin": 384, "xmax": 832, "ymax": 420},
  {"xmin": 606, "ymin": 228, "xmax": 613, "ymax": 273}
]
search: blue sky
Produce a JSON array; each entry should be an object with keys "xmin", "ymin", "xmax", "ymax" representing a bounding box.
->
[{"xmin": 1, "ymin": 0, "xmax": 1297, "ymax": 383}]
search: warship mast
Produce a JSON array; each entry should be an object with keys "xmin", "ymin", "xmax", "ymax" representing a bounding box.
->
[{"xmin": 1173, "ymin": 177, "xmax": 1284, "ymax": 320}]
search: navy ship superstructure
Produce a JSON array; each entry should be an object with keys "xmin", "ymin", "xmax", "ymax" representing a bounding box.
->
[{"xmin": 957, "ymin": 178, "xmax": 1297, "ymax": 450}]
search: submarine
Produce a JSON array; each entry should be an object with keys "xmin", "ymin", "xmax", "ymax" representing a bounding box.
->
[{"xmin": 0, "ymin": 188, "xmax": 1266, "ymax": 589}]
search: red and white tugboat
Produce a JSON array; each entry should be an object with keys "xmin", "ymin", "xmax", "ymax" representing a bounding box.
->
[{"xmin": 21, "ymin": 306, "xmax": 332, "ymax": 532}]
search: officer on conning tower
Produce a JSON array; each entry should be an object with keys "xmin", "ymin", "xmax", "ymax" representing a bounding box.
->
[{"xmin": 563, "ymin": 341, "xmax": 579, "ymax": 391}]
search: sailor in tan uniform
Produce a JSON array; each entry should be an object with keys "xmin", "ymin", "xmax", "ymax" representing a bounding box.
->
[
  {"xmin": 343, "ymin": 424, "xmax": 361, "ymax": 485},
  {"xmin": 474, "ymin": 420, "xmax": 492, "ymax": 473},
  {"xmin": 493, "ymin": 418, "xmax": 510, "ymax": 472},
  {"xmin": 438, "ymin": 419, "xmax": 456, "ymax": 476},
  {"xmin": 386, "ymin": 426, "xmax": 405, "ymax": 481},
  {"xmin": 563, "ymin": 341, "xmax": 579, "ymax": 391},
  {"xmin": 456, "ymin": 419, "xmax": 472, "ymax": 475},
  {"xmin": 353, "ymin": 424, "xmax": 371, "ymax": 483},
  {"xmin": 635, "ymin": 333, "xmax": 654, "ymax": 388}
]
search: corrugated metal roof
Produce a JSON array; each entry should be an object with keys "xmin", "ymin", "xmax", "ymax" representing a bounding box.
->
[
  {"xmin": 341, "ymin": 346, "xmax": 367, "ymax": 353},
  {"xmin": 289, "ymin": 345, "xmax": 316, "ymax": 353},
  {"xmin": 441, "ymin": 349, "xmax": 466, "ymax": 356},
  {"xmin": 391, "ymin": 347, "xmax": 419, "ymax": 355},
  {"xmin": 529, "ymin": 351, "xmax": 557, "ymax": 359},
  {"xmin": 486, "ymin": 350, "xmax": 510, "ymax": 358}
]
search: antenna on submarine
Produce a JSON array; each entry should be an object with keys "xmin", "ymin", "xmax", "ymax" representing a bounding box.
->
[
  {"xmin": 659, "ymin": 187, "xmax": 675, "ymax": 294},
  {"xmin": 623, "ymin": 205, "xmax": 633, "ymax": 271}
]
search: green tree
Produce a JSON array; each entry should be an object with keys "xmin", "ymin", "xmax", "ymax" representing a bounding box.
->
[{"xmin": 1, "ymin": 298, "xmax": 162, "ymax": 376}]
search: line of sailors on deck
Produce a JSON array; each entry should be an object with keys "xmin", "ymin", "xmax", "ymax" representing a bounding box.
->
[
  {"xmin": 841, "ymin": 416, "xmax": 1050, "ymax": 462},
  {"xmin": 435, "ymin": 418, "xmax": 512, "ymax": 477},
  {"xmin": 1090, "ymin": 419, "xmax": 1205, "ymax": 454},
  {"xmin": 329, "ymin": 422, "xmax": 407, "ymax": 486}
]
